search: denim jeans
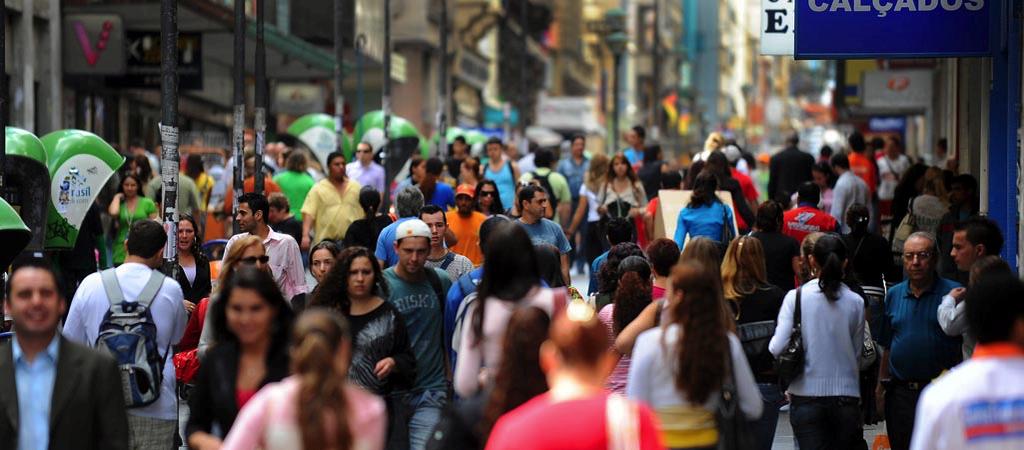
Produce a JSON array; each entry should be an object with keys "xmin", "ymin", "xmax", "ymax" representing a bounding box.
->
[
  {"xmin": 405, "ymin": 389, "xmax": 448, "ymax": 450},
  {"xmin": 749, "ymin": 383, "xmax": 784, "ymax": 450},
  {"xmin": 789, "ymin": 395, "xmax": 862, "ymax": 450}
]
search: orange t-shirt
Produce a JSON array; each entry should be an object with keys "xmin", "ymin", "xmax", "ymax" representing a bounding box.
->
[
  {"xmin": 848, "ymin": 152, "xmax": 877, "ymax": 197},
  {"xmin": 222, "ymin": 176, "xmax": 283, "ymax": 215},
  {"xmin": 447, "ymin": 210, "xmax": 487, "ymax": 266}
]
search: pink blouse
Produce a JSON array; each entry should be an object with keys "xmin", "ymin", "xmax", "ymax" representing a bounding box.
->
[
  {"xmin": 598, "ymin": 304, "xmax": 632, "ymax": 394},
  {"xmin": 221, "ymin": 376, "xmax": 386, "ymax": 450}
]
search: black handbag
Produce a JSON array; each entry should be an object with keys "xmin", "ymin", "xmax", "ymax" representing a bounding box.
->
[
  {"xmin": 776, "ymin": 287, "xmax": 804, "ymax": 389},
  {"xmin": 716, "ymin": 340, "xmax": 754, "ymax": 450},
  {"xmin": 736, "ymin": 319, "xmax": 777, "ymax": 369}
]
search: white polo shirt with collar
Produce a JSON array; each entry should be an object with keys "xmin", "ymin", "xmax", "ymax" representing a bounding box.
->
[
  {"xmin": 63, "ymin": 262, "xmax": 188, "ymax": 421},
  {"xmin": 223, "ymin": 228, "xmax": 307, "ymax": 300}
]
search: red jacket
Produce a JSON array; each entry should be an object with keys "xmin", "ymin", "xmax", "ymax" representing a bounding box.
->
[{"xmin": 783, "ymin": 205, "xmax": 839, "ymax": 244}]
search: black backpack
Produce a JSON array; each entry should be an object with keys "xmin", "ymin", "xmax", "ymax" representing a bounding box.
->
[{"xmin": 531, "ymin": 171, "xmax": 558, "ymax": 219}]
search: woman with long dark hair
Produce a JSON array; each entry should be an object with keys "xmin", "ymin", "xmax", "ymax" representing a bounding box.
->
[
  {"xmin": 108, "ymin": 172, "xmax": 158, "ymax": 265},
  {"xmin": 628, "ymin": 261, "xmax": 762, "ymax": 449},
  {"xmin": 475, "ymin": 180, "xmax": 505, "ymax": 217},
  {"xmin": 187, "ymin": 267, "xmax": 295, "ymax": 449},
  {"xmin": 344, "ymin": 186, "xmax": 395, "ymax": 250},
  {"xmin": 486, "ymin": 309, "xmax": 663, "ymax": 449},
  {"xmin": 598, "ymin": 255, "xmax": 653, "ymax": 394},
  {"xmin": 595, "ymin": 242, "xmax": 645, "ymax": 311},
  {"xmin": 750, "ymin": 200, "xmax": 801, "ymax": 291},
  {"xmin": 454, "ymin": 222, "xmax": 566, "ymax": 398},
  {"xmin": 309, "ymin": 240, "xmax": 340, "ymax": 285},
  {"xmin": 598, "ymin": 153, "xmax": 647, "ymax": 220},
  {"xmin": 311, "ymin": 246, "xmax": 415, "ymax": 397},
  {"xmin": 720, "ymin": 236, "xmax": 786, "ymax": 449},
  {"xmin": 674, "ymin": 171, "xmax": 737, "ymax": 249},
  {"xmin": 428, "ymin": 307, "xmax": 552, "ymax": 449},
  {"xmin": 176, "ymin": 213, "xmax": 212, "ymax": 308},
  {"xmin": 222, "ymin": 309, "xmax": 387, "ymax": 450},
  {"xmin": 769, "ymin": 235, "xmax": 865, "ymax": 450}
]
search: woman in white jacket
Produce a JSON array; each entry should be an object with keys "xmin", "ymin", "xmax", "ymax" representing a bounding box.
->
[
  {"xmin": 769, "ymin": 234, "xmax": 865, "ymax": 450},
  {"xmin": 627, "ymin": 260, "xmax": 762, "ymax": 449}
]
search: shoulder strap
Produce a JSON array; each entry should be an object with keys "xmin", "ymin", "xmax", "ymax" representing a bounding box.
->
[
  {"xmin": 794, "ymin": 286, "xmax": 802, "ymax": 327},
  {"xmin": 137, "ymin": 271, "xmax": 167, "ymax": 308},
  {"xmin": 425, "ymin": 268, "xmax": 445, "ymax": 311},
  {"xmin": 100, "ymin": 268, "xmax": 125, "ymax": 307},
  {"xmin": 439, "ymin": 252, "xmax": 457, "ymax": 270}
]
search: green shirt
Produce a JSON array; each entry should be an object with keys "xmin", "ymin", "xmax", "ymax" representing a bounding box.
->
[
  {"xmin": 273, "ymin": 170, "xmax": 316, "ymax": 217},
  {"xmin": 113, "ymin": 197, "xmax": 157, "ymax": 265}
]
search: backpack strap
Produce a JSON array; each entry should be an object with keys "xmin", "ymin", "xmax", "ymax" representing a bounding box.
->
[
  {"xmin": 439, "ymin": 252, "xmax": 457, "ymax": 271},
  {"xmin": 100, "ymin": 268, "xmax": 126, "ymax": 307},
  {"xmin": 425, "ymin": 268, "xmax": 445, "ymax": 312},
  {"xmin": 137, "ymin": 271, "xmax": 167, "ymax": 308}
]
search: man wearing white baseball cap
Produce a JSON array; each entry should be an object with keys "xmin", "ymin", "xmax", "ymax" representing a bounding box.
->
[{"xmin": 382, "ymin": 219, "xmax": 452, "ymax": 450}]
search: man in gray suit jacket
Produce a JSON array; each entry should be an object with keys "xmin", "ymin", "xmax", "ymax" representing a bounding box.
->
[{"xmin": 0, "ymin": 258, "xmax": 129, "ymax": 450}]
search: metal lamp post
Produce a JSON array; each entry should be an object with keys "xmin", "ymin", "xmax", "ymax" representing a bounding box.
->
[{"xmin": 603, "ymin": 7, "xmax": 628, "ymax": 155}]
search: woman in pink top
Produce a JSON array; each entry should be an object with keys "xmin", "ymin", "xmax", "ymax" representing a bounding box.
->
[
  {"xmin": 221, "ymin": 309, "xmax": 386, "ymax": 450},
  {"xmin": 598, "ymin": 255, "xmax": 654, "ymax": 393},
  {"xmin": 454, "ymin": 222, "xmax": 566, "ymax": 398}
]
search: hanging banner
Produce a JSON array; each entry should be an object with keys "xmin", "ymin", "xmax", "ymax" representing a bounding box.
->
[
  {"xmin": 42, "ymin": 130, "xmax": 125, "ymax": 249},
  {"xmin": 794, "ymin": 0, "xmax": 997, "ymax": 59}
]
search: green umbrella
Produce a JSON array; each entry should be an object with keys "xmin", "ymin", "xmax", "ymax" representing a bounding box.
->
[
  {"xmin": 41, "ymin": 129, "xmax": 125, "ymax": 249},
  {"xmin": 353, "ymin": 110, "xmax": 421, "ymax": 143},
  {"xmin": 0, "ymin": 197, "xmax": 31, "ymax": 267},
  {"xmin": 464, "ymin": 129, "xmax": 488, "ymax": 146},
  {"xmin": 286, "ymin": 113, "xmax": 354, "ymax": 166},
  {"xmin": 6, "ymin": 127, "xmax": 47, "ymax": 164}
]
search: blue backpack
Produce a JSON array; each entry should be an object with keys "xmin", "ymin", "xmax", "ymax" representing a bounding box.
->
[{"xmin": 97, "ymin": 268, "xmax": 168, "ymax": 408}]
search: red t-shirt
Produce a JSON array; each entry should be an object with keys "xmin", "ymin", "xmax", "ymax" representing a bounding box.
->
[
  {"xmin": 731, "ymin": 168, "xmax": 759, "ymax": 204},
  {"xmin": 782, "ymin": 205, "xmax": 839, "ymax": 244},
  {"xmin": 848, "ymin": 152, "xmax": 877, "ymax": 197},
  {"xmin": 486, "ymin": 393, "xmax": 664, "ymax": 450}
]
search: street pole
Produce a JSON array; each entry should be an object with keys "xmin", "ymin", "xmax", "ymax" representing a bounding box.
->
[
  {"xmin": 159, "ymin": 0, "xmax": 180, "ymax": 275},
  {"xmin": 519, "ymin": 0, "xmax": 528, "ymax": 154},
  {"xmin": 0, "ymin": 3, "xmax": 5, "ymax": 191},
  {"xmin": 334, "ymin": 0, "xmax": 346, "ymax": 157},
  {"xmin": 254, "ymin": 0, "xmax": 266, "ymax": 193},
  {"xmin": 651, "ymin": 0, "xmax": 660, "ymax": 140},
  {"xmin": 435, "ymin": 0, "xmax": 448, "ymax": 159},
  {"xmin": 231, "ymin": 0, "xmax": 245, "ymax": 235},
  {"xmin": 612, "ymin": 53, "xmax": 621, "ymax": 156},
  {"xmin": 381, "ymin": 0, "xmax": 391, "ymax": 209}
]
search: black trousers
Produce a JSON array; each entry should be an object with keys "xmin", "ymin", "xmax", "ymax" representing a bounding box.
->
[
  {"xmin": 789, "ymin": 395, "xmax": 863, "ymax": 450},
  {"xmin": 884, "ymin": 383, "xmax": 924, "ymax": 450}
]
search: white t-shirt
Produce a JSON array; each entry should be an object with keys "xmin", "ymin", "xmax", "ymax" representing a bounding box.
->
[
  {"xmin": 877, "ymin": 154, "xmax": 911, "ymax": 201},
  {"xmin": 63, "ymin": 263, "xmax": 188, "ymax": 421},
  {"xmin": 911, "ymin": 352, "xmax": 1024, "ymax": 450},
  {"xmin": 579, "ymin": 184, "xmax": 602, "ymax": 222}
]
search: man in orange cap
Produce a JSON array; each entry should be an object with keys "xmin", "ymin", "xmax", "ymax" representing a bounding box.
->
[{"xmin": 447, "ymin": 184, "xmax": 487, "ymax": 266}]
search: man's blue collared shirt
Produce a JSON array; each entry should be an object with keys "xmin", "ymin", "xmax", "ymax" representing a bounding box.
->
[
  {"xmin": 877, "ymin": 276, "xmax": 963, "ymax": 381},
  {"xmin": 557, "ymin": 157, "xmax": 589, "ymax": 201},
  {"xmin": 13, "ymin": 334, "xmax": 60, "ymax": 450}
]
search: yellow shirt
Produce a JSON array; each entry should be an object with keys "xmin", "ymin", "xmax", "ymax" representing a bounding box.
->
[{"xmin": 300, "ymin": 178, "xmax": 364, "ymax": 242}]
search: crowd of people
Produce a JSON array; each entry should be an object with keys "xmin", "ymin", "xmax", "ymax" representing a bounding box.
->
[{"xmin": 1, "ymin": 126, "xmax": 1022, "ymax": 450}]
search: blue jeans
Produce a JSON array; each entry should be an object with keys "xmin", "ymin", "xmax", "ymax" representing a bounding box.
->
[
  {"xmin": 749, "ymin": 383, "xmax": 784, "ymax": 450},
  {"xmin": 789, "ymin": 395, "xmax": 862, "ymax": 450},
  {"xmin": 404, "ymin": 389, "xmax": 448, "ymax": 450}
]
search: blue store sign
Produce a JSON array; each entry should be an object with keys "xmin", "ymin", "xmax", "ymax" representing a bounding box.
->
[{"xmin": 795, "ymin": 0, "xmax": 998, "ymax": 59}]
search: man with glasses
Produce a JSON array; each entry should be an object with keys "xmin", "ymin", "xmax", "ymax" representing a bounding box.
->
[
  {"xmin": 224, "ymin": 192, "xmax": 306, "ymax": 303},
  {"xmin": 875, "ymin": 232, "xmax": 963, "ymax": 450},
  {"xmin": 347, "ymin": 141, "xmax": 385, "ymax": 193}
]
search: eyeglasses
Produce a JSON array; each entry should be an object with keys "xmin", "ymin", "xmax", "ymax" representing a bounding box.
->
[
  {"xmin": 480, "ymin": 191, "xmax": 497, "ymax": 197},
  {"xmin": 239, "ymin": 255, "xmax": 270, "ymax": 265},
  {"xmin": 902, "ymin": 251, "xmax": 933, "ymax": 262}
]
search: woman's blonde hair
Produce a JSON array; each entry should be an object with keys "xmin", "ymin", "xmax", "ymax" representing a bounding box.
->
[
  {"xmin": 584, "ymin": 153, "xmax": 610, "ymax": 193},
  {"xmin": 721, "ymin": 236, "xmax": 768, "ymax": 301},
  {"xmin": 704, "ymin": 132, "xmax": 725, "ymax": 152},
  {"xmin": 217, "ymin": 235, "xmax": 264, "ymax": 292}
]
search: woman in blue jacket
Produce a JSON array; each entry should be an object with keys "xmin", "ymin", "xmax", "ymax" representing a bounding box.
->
[{"xmin": 675, "ymin": 171, "xmax": 737, "ymax": 249}]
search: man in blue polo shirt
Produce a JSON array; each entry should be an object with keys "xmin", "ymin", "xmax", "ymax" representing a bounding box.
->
[{"xmin": 876, "ymin": 231, "xmax": 963, "ymax": 450}]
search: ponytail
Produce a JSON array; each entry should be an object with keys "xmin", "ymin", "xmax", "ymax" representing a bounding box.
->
[
  {"xmin": 812, "ymin": 235, "xmax": 848, "ymax": 302},
  {"xmin": 292, "ymin": 309, "xmax": 353, "ymax": 450}
]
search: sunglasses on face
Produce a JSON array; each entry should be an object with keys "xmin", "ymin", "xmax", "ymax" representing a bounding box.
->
[{"xmin": 240, "ymin": 255, "xmax": 270, "ymax": 265}]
